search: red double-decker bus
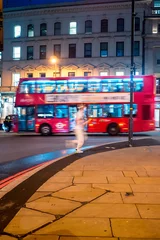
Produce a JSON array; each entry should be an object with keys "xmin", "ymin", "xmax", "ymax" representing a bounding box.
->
[{"xmin": 13, "ymin": 75, "xmax": 155, "ymax": 136}]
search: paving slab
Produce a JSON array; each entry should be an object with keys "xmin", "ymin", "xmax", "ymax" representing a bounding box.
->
[
  {"xmin": 130, "ymin": 184, "xmax": 160, "ymax": 192},
  {"xmin": 24, "ymin": 235, "xmax": 59, "ymax": 240},
  {"xmin": 44, "ymin": 176, "xmax": 73, "ymax": 183},
  {"xmin": 35, "ymin": 217, "xmax": 112, "ymax": 237},
  {"xmin": 145, "ymin": 170, "xmax": 160, "ymax": 177},
  {"xmin": 135, "ymin": 170, "xmax": 148, "ymax": 177},
  {"xmin": 92, "ymin": 184, "xmax": 132, "ymax": 192},
  {"xmin": 54, "ymin": 170, "xmax": 83, "ymax": 177},
  {"xmin": 74, "ymin": 176, "xmax": 108, "ymax": 184},
  {"xmin": 137, "ymin": 204, "xmax": 160, "ymax": 218},
  {"xmin": 37, "ymin": 182, "xmax": 72, "ymax": 192},
  {"xmin": 107, "ymin": 176, "xmax": 134, "ymax": 184},
  {"xmin": 4, "ymin": 208, "xmax": 55, "ymax": 235},
  {"xmin": 111, "ymin": 219, "xmax": 160, "ymax": 238},
  {"xmin": 60, "ymin": 238, "xmax": 118, "ymax": 240},
  {"xmin": 27, "ymin": 191, "xmax": 53, "ymax": 203},
  {"xmin": 92, "ymin": 192, "xmax": 123, "ymax": 203},
  {"xmin": 0, "ymin": 236, "xmax": 17, "ymax": 240},
  {"xmin": 67, "ymin": 203, "xmax": 140, "ymax": 218},
  {"xmin": 26, "ymin": 196, "xmax": 81, "ymax": 215},
  {"xmin": 133, "ymin": 177, "xmax": 160, "ymax": 184},
  {"xmin": 122, "ymin": 192, "xmax": 160, "ymax": 204},
  {"xmin": 119, "ymin": 238, "xmax": 160, "ymax": 240},
  {"xmin": 83, "ymin": 171, "xmax": 124, "ymax": 177},
  {"xmin": 123, "ymin": 171, "xmax": 138, "ymax": 177},
  {"xmin": 52, "ymin": 184, "xmax": 105, "ymax": 202}
]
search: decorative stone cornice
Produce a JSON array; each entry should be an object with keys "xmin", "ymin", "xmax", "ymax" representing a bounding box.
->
[
  {"xmin": 36, "ymin": 65, "xmax": 48, "ymax": 71},
  {"xmin": 113, "ymin": 62, "xmax": 127, "ymax": 68},
  {"xmin": 4, "ymin": 1, "xmax": 151, "ymax": 19},
  {"xmin": 97, "ymin": 63, "xmax": 111, "ymax": 69},
  {"xmin": 23, "ymin": 65, "xmax": 35, "ymax": 71},
  {"xmin": 62, "ymin": 64, "xmax": 79, "ymax": 70},
  {"xmin": 9, "ymin": 65, "xmax": 22, "ymax": 72},
  {"xmin": 81, "ymin": 63, "xmax": 95, "ymax": 70}
]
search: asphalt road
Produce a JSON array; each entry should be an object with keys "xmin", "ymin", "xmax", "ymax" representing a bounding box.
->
[{"xmin": 0, "ymin": 131, "xmax": 159, "ymax": 181}]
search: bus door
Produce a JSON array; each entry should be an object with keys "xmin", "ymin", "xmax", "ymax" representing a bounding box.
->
[
  {"xmin": 54, "ymin": 105, "xmax": 69, "ymax": 132},
  {"xmin": 69, "ymin": 105, "xmax": 77, "ymax": 131},
  {"xmin": 17, "ymin": 106, "xmax": 35, "ymax": 131}
]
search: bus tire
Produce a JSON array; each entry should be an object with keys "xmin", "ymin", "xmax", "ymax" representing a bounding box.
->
[
  {"xmin": 40, "ymin": 124, "xmax": 52, "ymax": 136},
  {"xmin": 107, "ymin": 123, "xmax": 119, "ymax": 136}
]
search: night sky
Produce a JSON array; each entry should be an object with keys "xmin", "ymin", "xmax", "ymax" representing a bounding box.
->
[{"xmin": 3, "ymin": 0, "xmax": 83, "ymax": 8}]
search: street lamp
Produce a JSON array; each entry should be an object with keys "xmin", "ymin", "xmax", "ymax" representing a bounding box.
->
[
  {"xmin": 50, "ymin": 56, "xmax": 57, "ymax": 77},
  {"xmin": 129, "ymin": 0, "xmax": 135, "ymax": 147}
]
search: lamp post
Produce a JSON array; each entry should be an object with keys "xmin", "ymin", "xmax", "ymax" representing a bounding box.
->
[
  {"xmin": 129, "ymin": 0, "xmax": 135, "ymax": 147},
  {"xmin": 50, "ymin": 56, "xmax": 57, "ymax": 77}
]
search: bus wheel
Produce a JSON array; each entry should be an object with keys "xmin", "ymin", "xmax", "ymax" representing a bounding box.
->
[
  {"xmin": 40, "ymin": 124, "xmax": 52, "ymax": 136},
  {"xmin": 107, "ymin": 123, "xmax": 119, "ymax": 136}
]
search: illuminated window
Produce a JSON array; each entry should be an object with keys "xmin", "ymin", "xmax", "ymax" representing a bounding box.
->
[
  {"xmin": 154, "ymin": 0, "xmax": 160, "ymax": 7},
  {"xmin": 68, "ymin": 72, "xmax": 75, "ymax": 77},
  {"xmin": 27, "ymin": 46, "xmax": 34, "ymax": 60},
  {"xmin": 116, "ymin": 42, "xmax": 124, "ymax": 57},
  {"xmin": 69, "ymin": 22, "xmax": 77, "ymax": 34},
  {"xmin": 14, "ymin": 25, "xmax": 21, "ymax": 38},
  {"xmin": 0, "ymin": 51, "xmax": 2, "ymax": 60},
  {"xmin": 116, "ymin": 71, "xmax": 124, "ymax": 76},
  {"xmin": 100, "ymin": 42, "xmax": 108, "ymax": 57},
  {"xmin": 12, "ymin": 73, "xmax": 20, "ymax": 86},
  {"xmin": 100, "ymin": 71, "xmax": 108, "ymax": 76},
  {"xmin": 13, "ymin": 46, "xmax": 21, "ymax": 60},
  {"xmin": 135, "ymin": 71, "xmax": 140, "ymax": 75},
  {"xmin": 27, "ymin": 24, "xmax": 34, "ymax": 37}
]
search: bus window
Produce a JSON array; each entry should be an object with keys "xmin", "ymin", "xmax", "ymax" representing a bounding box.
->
[
  {"xmin": 36, "ymin": 80, "xmax": 56, "ymax": 93},
  {"xmin": 102, "ymin": 79, "xmax": 123, "ymax": 92},
  {"xmin": 37, "ymin": 105, "xmax": 54, "ymax": 118},
  {"xmin": 68, "ymin": 79, "xmax": 88, "ymax": 92},
  {"xmin": 88, "ymin": 104, "xmax": 102, "ymax": 117},
  {"xmin": 124, "ymin": 104, "xmax": 137, "ymax": 117},
  {"xmin": 134, "ymin": 80, "xmax": 143, "ymax": 92},
  {"xmin": 19, "ymin": 81, "xmax": 36, "ymax": 93},
  {"xmin": 103, "ymin": 104, "xmax": 123, "ymax": 117},
  {"xmin": 88, "ymin": 79, "xmax": 101, "ymax": 92},
  {"xmin": 56, "ymin": 80, "xmax": 68, "ymax": 93},
  {"xmin": 55, "ymin": 105, "xmax": 68, "ymax": 118}
]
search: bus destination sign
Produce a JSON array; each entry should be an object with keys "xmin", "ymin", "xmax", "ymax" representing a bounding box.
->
[{"xmin": 45, "ymin": 93, "xmax": 130, "ymax": 103}]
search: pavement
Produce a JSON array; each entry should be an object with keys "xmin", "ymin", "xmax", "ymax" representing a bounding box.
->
[{"xmin": 1, "ymin": 138, "xmax": 160, "ymax": 239}]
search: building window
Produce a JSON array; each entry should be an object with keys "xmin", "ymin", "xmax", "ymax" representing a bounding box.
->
[
  {"xmin": 68, "ymin": 72, "xmax": 75, "ymax": 77},
  {"xmin": 27, "ymin": 24, "xmax": 34, "ymax": 37},
  {"xmin": 85, "ymin": 20, "xmax": 92, "ymax": 33},
  {"xmin": 157, "ymin": 59, "xmax": 160, "ymax": 64},
  {"xmin": 70, "ymin": 22, "xmax": 77, "ymax": 34},
  {"xmin": 117, "ymin": 18, "xmax": 124, "ymax": 32},
  {"xmin": 84, "ymin": 43, "xmax": 92, "ymax": 58},
  {"xmin": 40, "ymin": 23, "xmax": 47, "ymax": 36},
  {"xmin": 134, "ymin": 41, "xmax": 140, "ymax": 56},
  {"xmin": 27, "ymin": 73, "xmax": 33, "ymax": 78},
  {"xmin": 69, "ymin": 44, "xmax": 76, "ymax": 58},
  {"xmin": 101, "ymin": 19, "xmax": 108, "ymax": 33},
  {"xmin": 100, "ymin": 71, "xmax": 108, "ymax": 76},
  {"xmin": 84, "ymin": 72, "xmax": 92, "ymax": 76},
  {"xmin": 54, "ymin": 44, "xmax": 61, "ymax": 58},
  {"xmin": 135, "ymin": 17, "xmax": 140, "ymax": 31},
  {"xmin": 0, "ymin": 51, "xmax": 2, "ymax": 60},
  {"xmin": 54, "ymin": 22, "xmax": 61, "ymax": 35},
  {"xmin": 27, "ymin": 46, "xmax": 34, "ymax": 60},
  {"xmin": 40, "ymin": 45, "xmax": 46, "ymax": 59},
  {"xmin": 12, "ymin": 73, "xmax": 20, "ymax": 86},
  {"xmin": 158, "ymin": 24, "xmax": 160, "ymax": 33},
  {"xmin": 13, "ymin": 46, "xmax": 21, "ymax": 60},
  {"xmin": 116, "ymin": 42, "xmax": 124, "ymax": 57},
  {"xmin": 14, "ymin": 25, "xmax": 21, "ymax": 38},
  {"xmin": 116, "ymin": 71, "xmax": 124, "ymax": 76},
  {"xmin": 154, "ymin": 0, "xmax": 160, "ymax": 7},
  {"xmin": 100, "ymin": 42, "xmax": 108, "ymax": 57},
  {"xmin": 39, "ymin": 73, "xmax": 46, "ymax": 77}
]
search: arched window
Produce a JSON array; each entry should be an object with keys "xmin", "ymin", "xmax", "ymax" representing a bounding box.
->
[
  {"xmin": 40, "ymin": 23, "xmax": 47, "ymax": 36},
  {"xmin": 117, "ymin": 18, "xmax": 124, "ymax": 32},
  {"xmin": 135, "ymin": 17, "xmax": 140, "ymax": 31},
  {"xmin": 85, "ymin": 20, "xmax": 92, "ymax": 33},
  {"xmin": 54, "ymin": 22, "xmax": 61, "ymax": 35},
  {"xmin": 101, "ymin": 19, "xmax": 108, "ymax": 33},
  {"xmin": 27, "ymin": 24, "xmax": 34, "ymax": 37}
]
